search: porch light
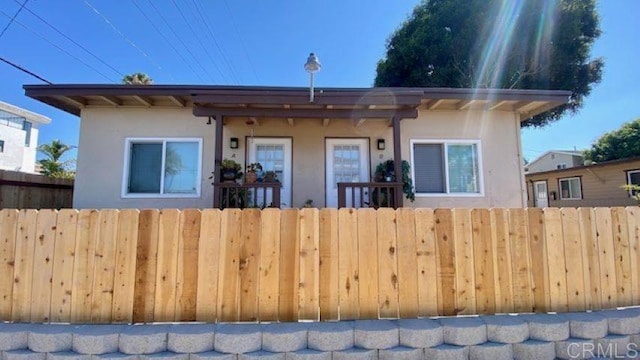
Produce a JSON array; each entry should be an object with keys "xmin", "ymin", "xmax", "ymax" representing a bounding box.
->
[
  {"xmin": 304, "ymin": 53, "xmax": 321, "ymax": 102},
  {"xmin": 230, "ymin": 137, "xmax": 239, "ymax": 149},
  {"xmin": 377, "ymin": 139, "xmax": 386, "ymax": 150}
]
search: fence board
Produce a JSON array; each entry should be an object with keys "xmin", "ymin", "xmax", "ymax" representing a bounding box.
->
[
  {"xmin": 626, "ymin": 207, "xmax": 640, "ymax": 304},
  {"xmin": 50, "ymin": 209, "xmax": 78, "ymax": 322},
  {"xmin": 579, "ymin": 208, "xmax": 601, "ymax": 310},
  {"xmin": 528, "ymin": 208, "xmax": 550, "ymax": 312},
  {"xmin": 544, "ymin": 208, "xmax": 569, "ymax": 313},
  {"xmin": 509, "ymin": 208, "xmax": 533, "ymax": 313},
  {"xmin": 259, "ymin": 209, "xmax": 281, "ymax": 322},
  {"xmin": 358, "ymin": 209, "xmax": 379, "ymax": 319},
  {"xmin": 239, "ymin": 209, "xmax": 261, "ymax": 322},
  {"xmin": 133, "ymin": 210, "xmax": 159, "ymax": 323},
  {"xmin": 595, "ymin": 208, "xmax": 618, "ymax": 308},
  {"xmin": 414, "ymin": 208, "xmax": 438, "ymax": 316},
  {"xmin": 561, "ymin": 208, "xmax": 586, "ymax": 312},
  {"xmin": 70, "ymin": 210, "xmax": 99, "ymax": 322},
  {"xmin": 278, "ymin": 209, "xmax": 299, "ymax": 322},
  {"xmin": 91, "ymin": 210, "xmax": 118, "ymax": 322},
  {"xmin": 377, "ymin": 208, "xmax": 399, "ymax": 318},
  {"xmin": 491, "ymin": 208, "xmax": 514, "ymax": 313},
  {"xmin": 30, "ymin": 210, "xmax": 58, "ymax": 322},
  {"xmin": 11, "ymin": 210, "xmax": 37, "ymax": 322},
  {"xmin": 396, "ymin": 208, "xmax": 419, "ymax": 318},
  {"xmin": 612, "ymin": 207, "xmax": 633, "ymax": 306},
  {"xmin": 299, "ymin": 208, "xmax": 320, "ymax": 321},
  {"xmin": 175, "ymin": 209, "xmax": 200, "ymax": 322},
  {"xmin": 472, "ymin": 209, "xmax": 496, "ymax": 315},
  {"xmin": 338, "ymin": 208, "xmax": 359, "ymax": 320},
  {"xmin": 0, "ymin": 209, "xmax": 18, "ymax": 319},
  {"xmin": 453, "ymin": 209, "xmax": 475, "ymax": 315},
  {"xmin": 217, "ymin": 209, "xmax": 242, "ymax": 322},
  {"xmin": 154, "ymin": 209, "xmax": 180, "ymax": 322},
  {"xmin": 319, "ymin": 208, "xmax": 338, "ymax": 321},
  {"xmin": 196, "ymin": 209, "xmax": 221, "ymax": 322},
  {"xmin": 434, "ymin": 209, "xmax": 456, "ymax": 316},
  {"xmin": 112, "ymin": 209, "xmax": 139, "ymax": 323}
]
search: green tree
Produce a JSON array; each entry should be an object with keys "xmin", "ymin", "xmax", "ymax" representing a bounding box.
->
[
  {"xmin": 375, "ymin": 0, "xmax": 603, "ymax": 127},
  {"xmin": 122, "ymin": 73, "xmax": 153, "ymax": 85},
  {"xmin": 38, "ymin": 140, "xmax": 75, "ymax": 178},
  {"xmin": 584, "ymin": 119, "xmax": 640, "ymax": 162}
]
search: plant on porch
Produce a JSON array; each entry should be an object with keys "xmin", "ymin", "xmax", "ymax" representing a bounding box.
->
[{"xmin": 374, "ymin": 159, "xmax": 416, "ymax": 202}]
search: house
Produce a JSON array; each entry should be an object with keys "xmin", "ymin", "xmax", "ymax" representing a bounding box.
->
[
  {"xmin": 524, "ymin": 150, "xmax": 584, "ymax": 173},
  {"xmin": 0, "ymin": 101, "xmax": 50, "ymax": 173},
  {"xmin": 525, "ymin": 156, "xmax": 640, "ymax": 207},
  {"xmin": 23, "ymin": 84, "xmax": 570, "ymax": 209}
]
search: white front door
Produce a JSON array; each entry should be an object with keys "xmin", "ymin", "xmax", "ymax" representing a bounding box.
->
[
  {"xmin": 248, "ymin": 137, "xmax": 292, "ymax": 208},
  {"xmin": 325, "ymin": 139, "xmax": 370, "ymax": 208},
  {"xmin": 534, "ymin": 181, "xmax": 549, "ymax": 208}
]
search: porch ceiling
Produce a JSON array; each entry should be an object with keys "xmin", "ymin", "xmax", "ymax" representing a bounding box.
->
[{"xmin": 23, "ymin": 84, "xmax": 572, "ymax": 122}]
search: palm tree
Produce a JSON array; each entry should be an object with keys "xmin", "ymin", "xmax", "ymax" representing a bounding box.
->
[
  {"xmin": 122, "ymin": 73, "xmax": 153, "ymax": 85},
  {"xmin": 38, "ymin": 140, "xmax": 75, "ymax": 178}
]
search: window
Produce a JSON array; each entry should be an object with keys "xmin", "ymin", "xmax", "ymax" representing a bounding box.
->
[
  {"xmin": 557, "ymin": 163, "xmax": 567, "ymax": 169},
  {"xmin": 0, "ymin": 110, "xmax": 26, "ymax": 129},
  {"xmin": 411, "ymin": 140, "xmax": 482, "ymax": 195},
  {"xmin": 0, "ymin": 140, "xmax": 4, "ymax": 153},
  {"xmin": 559, "ymin": 177, "xmax": 581, "ymax": 200},
  {"xmin": 627, "ymin": 170, "xmax": 640, "ymax": 196},
  {"xmin": 23, "ymin": 121, "xmax": 32, "ymax": 147},
  {"xmin": 123, "ymin": 138, "xmax": 202, "ymax": 197}
]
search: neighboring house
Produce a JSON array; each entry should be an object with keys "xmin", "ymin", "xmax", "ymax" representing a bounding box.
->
[
  {"xmin": 524, "ymin": 150, "xmax": 584, "ymax": 173},
  {"xmin": 24, "ymin": 85, "xmax": 570, "ymax": 209},
  {"xmin": 0, "ymin": 101, "xmax": 50, "ymax": 173},
  {"xmin": 526, "ymin": 156, "xmax": 640, "ymax": 208}
]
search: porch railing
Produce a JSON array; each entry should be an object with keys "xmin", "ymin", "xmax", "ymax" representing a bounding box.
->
[
  {"xmin": 214, "ymin": 182, "xmax": 282, "ymax": 209},
  {"xmin": 337, "ymin": 182, "xmax": 403, "ymax": 209}
]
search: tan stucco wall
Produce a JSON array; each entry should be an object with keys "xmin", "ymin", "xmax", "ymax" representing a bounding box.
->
[
  {"xmin": 74, "ymin": 107, "xmax": 526, "ymax": 209},
  {"xmin": 74, "ymin": 108, "xmax": 215, "ymax": 208}
]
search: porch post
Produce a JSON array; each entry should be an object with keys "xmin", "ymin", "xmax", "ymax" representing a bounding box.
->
[
  {"xmin": 392, "ymin": 116, "xmax": 403, "ymax": 208},
  {"xmin": 213, "ymin": 114, "xmax": 223, "ymax": 208}
]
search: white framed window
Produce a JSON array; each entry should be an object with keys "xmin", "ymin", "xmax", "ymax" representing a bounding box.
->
[
  {"xmin": 626, "ymin": 169, "xmax": 640, "ymax": 196},
  {"xmin": 410, "ymin": 139, "xmax": 483, "ymax": 196},
  {"xmin": 558, "ymin": 177, "xmax": 582, "ymax": 200},
  {"xmin": 122, "ymin": 138, "xmax": 202, "ymax": 198}
]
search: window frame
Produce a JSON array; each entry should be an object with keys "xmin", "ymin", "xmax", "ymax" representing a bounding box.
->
[
  {"xmin": 0, "ymin": 139, "xmax": 4, "ymax": 153},
  {"xmin": 410, "ymin": 139, "xmax": 484, "ymax": 197},
  {"xmin": 626, "ymin": 169, "xmax": 640, "ymax": 196},
  {"xmin": 121, "ymin": 137, "xmax": 203, "ymax": 199},
  {"xmin": 558, "ymin": 176, "xmax": 582, "ymax": 200}
]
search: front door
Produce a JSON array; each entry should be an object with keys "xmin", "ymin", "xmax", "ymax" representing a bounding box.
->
[
  {"xmin": 248, "ymin": 137, "xmax": 292, "ymax": 208},
  {"xmin": 325, "ymin": 138, "xmax": 370, "ymax": 207},
  {"xmin": 534, "ymin": 181, "xmax": 549, "ymax": 208}
]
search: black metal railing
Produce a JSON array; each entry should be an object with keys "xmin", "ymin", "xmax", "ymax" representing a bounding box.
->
[
  {"xmin": 213, "ymin": 182, "xmax": 282, "ymax": 209},
  {"xmin": 337, "ymin": 182, "xmax": 403, "ymax": 209}
]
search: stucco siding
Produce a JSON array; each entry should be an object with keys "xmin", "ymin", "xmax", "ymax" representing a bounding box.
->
[
  {"xmin": 0, "ymin": 123, "xmax": 38, "ymax": 173},
  {"xmin": 526, "ymin": 160, "xmax": 640, "ymax": 207},
  {"xmin": 527, "ymin": 152, "xmax": 583, "ymax": 173}
]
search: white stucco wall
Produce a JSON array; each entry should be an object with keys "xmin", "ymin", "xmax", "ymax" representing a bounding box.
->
[
  {"xmin": 0, "ymin": 122, "xmax": 39, "ymax": 173},
  {"xmin": 74, "ymin": 107, "xmax": 526, "ymax": 209}
]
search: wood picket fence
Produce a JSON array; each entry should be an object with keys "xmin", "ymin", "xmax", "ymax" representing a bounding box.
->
[{"xmin": 0, "ymin": 207, "xmax": 638, "ymax": 324}]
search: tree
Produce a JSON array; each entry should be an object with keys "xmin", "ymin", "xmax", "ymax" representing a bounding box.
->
[
  {"xmin": 122, "ymin": 73, "xmax": 153, "ymax": 85},
  {"xmin": 38, "ymin": 140, "xmax": 75, "ymax": 178},
  {"xmin": 375, "ymin": 0, "xmax": 603, "ymax": 127},
  {"xmin": 584, "ymin": 119, "xmax": 640, "ymax": 162}
]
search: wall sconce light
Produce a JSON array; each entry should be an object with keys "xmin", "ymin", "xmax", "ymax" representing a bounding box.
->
[
  {"xmin": 230, "ymin": 137, "xmax": 239, "ymax": 149},
  {"xmin": 377, "ymin": 139, "xmax": 385, "ymax": 150}
]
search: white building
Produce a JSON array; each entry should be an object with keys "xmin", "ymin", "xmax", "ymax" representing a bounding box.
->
[{"xmin": 0, "ymin": 101, "xmax": 51, "ymax": 173}]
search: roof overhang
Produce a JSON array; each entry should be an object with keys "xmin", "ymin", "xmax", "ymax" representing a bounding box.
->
[
  {"xmin": 23, "ymin": 84, "xmax": 571, "ymax": 122},
  {"xmin": 0, "ymin": 100, "xmax": 51, "ymax": 124}
]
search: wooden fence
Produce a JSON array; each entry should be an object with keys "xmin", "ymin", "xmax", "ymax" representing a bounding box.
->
[
  {"xmin": 0, "ymin": 170, "xmax": 73, "ymax": 209},
  {"xmin": 0, "ymin": 207, "xmax": 638, "ymax": 324}
]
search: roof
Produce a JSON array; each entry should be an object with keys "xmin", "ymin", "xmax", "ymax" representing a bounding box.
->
[
  {"xmin": 0, "ymin": 100, "xmax": 51, "ymax": 124},
  {"xmin": 527, "ymin": 149, "xmax": 584, "ymax": 168},
  {"xmin": 525, "ymin": 156, "xmax": 640, "ymax": 177},
  {"xmin": 23, "ymin": 84, "xmax": 572, "ymax": 121}
]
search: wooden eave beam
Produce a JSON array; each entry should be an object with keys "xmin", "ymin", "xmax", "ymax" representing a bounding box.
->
[
  {"xmin": 133, "ymin": 95, "xmax": 154, "ymax": 107},
  {"xmin": 322, "ymin": 118, "xmax": 330, "ymax": 127},
  {"xmin": 99, "ymin": 95, "xmax": 122, "ymax": 106},
  {"xmin": 193, "ymin": 106, "xmax": 419, "ymax": 119},
  {"xmin": 168, "ymin": 96, "xmax": 186, "ymax": 107},
  {"xmin": 249, "ymin": 116, "xmax": 261, "ymax": 126},
  {"xmin": 191, "ymin": 94, "xmax": 424, "ymax": 107},
  {"xmin": 287, "ymin": 118, "xmax": 295, "ymax": 126},
  {"xmin": 457, "ymin": 99, "xmax": 475, "ymax": 110},
  {"xmin": 519, "ymin": 102, "xmax": 563, "ymax": 121},
  {"xmin": 353, "ymin": 118, "xmax": 366, "ymax": 127},
  {"xmin": 426, "ymin": 99, "xmax": 445, "ymax": 110},
  {"xmin": 487, "ymin": 100, "xmax": 509, "ymax": 111},
  {"xmin": 57, "ymin": 95, "xmax": 87, "ymax": 108}
]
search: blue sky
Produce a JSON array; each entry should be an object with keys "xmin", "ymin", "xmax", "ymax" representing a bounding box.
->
[{"xmin": 0, "ymin": 0, "xmax": 638, "ymax": 163}]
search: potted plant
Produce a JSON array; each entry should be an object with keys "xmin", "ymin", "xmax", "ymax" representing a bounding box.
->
[
  {"xmin": 374, "ymin": 160, "xmax": 396, "ymax": 182},
  {"xmin": 245, "ymin": 162, "xmax": 262, "ymax": 183},
  {"xmin": 372, "ymin": 159, "xmax": 416, "ymax": 206},
  {"xmin": 262, "ymin": 170, "xmax": 278, "ymax": 183},
  {"xmin": 220, "ymin": 159, "xmax": 242, "ymax": 182}
]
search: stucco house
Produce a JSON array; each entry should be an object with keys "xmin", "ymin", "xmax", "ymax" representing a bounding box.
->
[
  {"xmin": 24, "ymin": 84, "xmax": 570, "ymax": 209},
  {"xmin": 526, "ymin": 156, "xmax": 640, "ymax": 208},
  {"xmin": 0, "ymin": 100, "xmax": 50, "ymax": 173},
  {"xmin": 524, "ymin": 150, "xmax": 584, "ymax": 174}
]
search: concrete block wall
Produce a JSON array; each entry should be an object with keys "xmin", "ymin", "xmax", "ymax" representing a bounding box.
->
[{"xmin": 1, "ymin": 309, "xmax": 640, "ymax": 359}]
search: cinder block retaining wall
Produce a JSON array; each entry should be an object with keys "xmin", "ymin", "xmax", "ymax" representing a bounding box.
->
[{"xmin": 2, "ymin": 309, "xmax": 640, "ymax": 360}]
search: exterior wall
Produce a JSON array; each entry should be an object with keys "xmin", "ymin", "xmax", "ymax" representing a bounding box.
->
[
  {"xmin": 402, "ymin": 110, "xmax": 525, "ymax": 208},
  {"xmin": 0, "ymin": 123, "xmax": 39, "ymax": 173},
  {"xmin": 73, "ymin": 107, "xmax": 215, "ymax": 208},
  {"xmin": 525, "ymin": 160, "xmax": 640, "ymax": 207},
  {"xmin": 526, "ymin": 152, "xmax": 583, "ymax": 173},
  {"xmin": 74, "ymin": 107, "xmax": 525, "ymax": 209}
]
